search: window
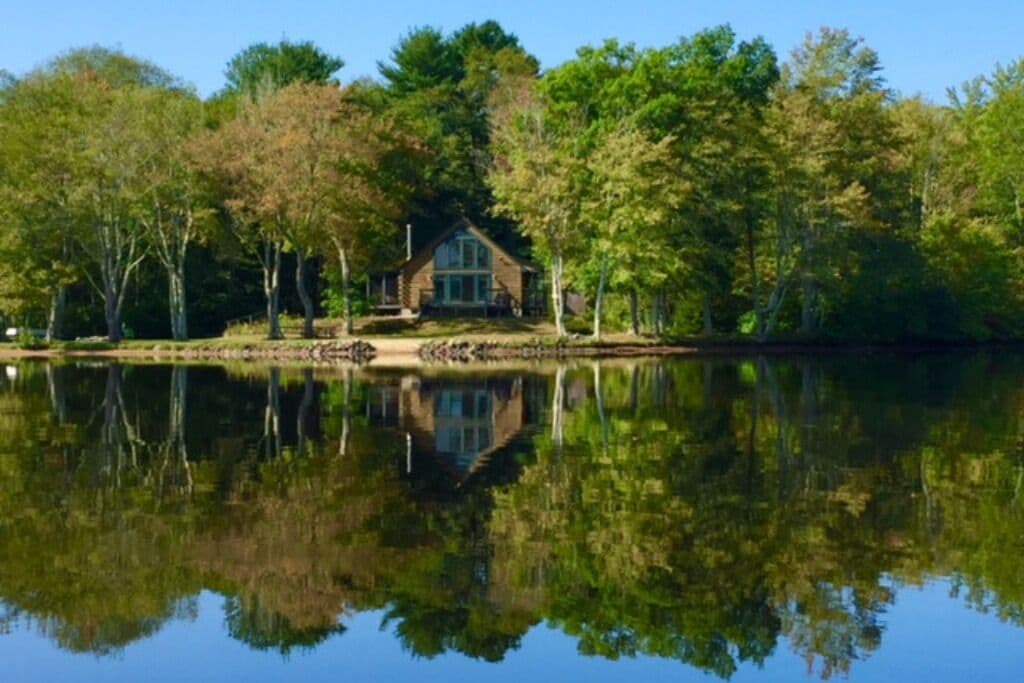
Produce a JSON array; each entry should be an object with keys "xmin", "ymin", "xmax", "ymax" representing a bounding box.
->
[{"xmin": 433, "ymin": 231, "xmax": 492, "ymax": 271}]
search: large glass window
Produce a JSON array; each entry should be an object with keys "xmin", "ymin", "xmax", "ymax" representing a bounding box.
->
[
  {"xmin": 433, "ymin": 231, "xmax": 492, "ymax": 271},
  {"xmin": 431, "ymin": 231, "xmax": 494, "ymax": 304}
]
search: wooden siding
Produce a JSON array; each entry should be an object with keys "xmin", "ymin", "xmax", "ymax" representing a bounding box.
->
[
  {"xmin": 400, "ymin": 221, "xmax": 526, "ymax": 312},
  {"xmin": 398, "ymin": 377, "xmax": 527, "ymax": 481}
]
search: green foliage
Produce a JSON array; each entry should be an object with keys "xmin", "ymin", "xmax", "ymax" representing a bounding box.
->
[
  {"xmin": 1, "ymin": 27, "xmax": 1024, "ymax": 343},
  {"xmin": 222, "ymin": 40, "xmax": 343, "ymax": 98},
  {"xmin": 14, "ymin": 330, "xmax": 48, "ymax": 350}
]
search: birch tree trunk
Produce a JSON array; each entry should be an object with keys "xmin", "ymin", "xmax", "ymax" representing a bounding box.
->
[
  {"xmin": 800, "ymin": 274, "xmax": 818, "ymax": 335},
  {"xmin": 264, "ymin": 367, "xmax": 282, "ymax": 460},
  {"xmin": 297, "ymin": 368, "xmax": 314, "ymax": 456},
  {"xmin": 339, "ymin": 367, "xmax": 352, "ymax": 457},
  {"xmin": 46, "ymin": 286, "xmax": 66, "ymax": 342},
  {"xmin": 653, "ymin": 292, "xmax": 666, "ymax": 337},
  {"xmin": 337, "ymin": 245, "xmax": 354, "ymax": 336},
  {"xmin": 592, "ymin": 254, "xmax": 609, "ymax": 341},
  {"xmin": 295, "ymin": 249, "xmax": 315, "ymax": 339},
  {"xmin": 550, "ymin": 252, "xmax": 566, "ymax": 338},
  {"xmin": 745, "ymin": 218, "xmax": 766, "ymax": 341},
  {"xmin": 168, "ymin": 266, "xmax": 188, "ymax": 342},
  {"xmin": 629, "ymin": 290, "xmax": 641, "ymax": 336},
  {"xmin": 263, "ymin": 241, "xmax": 284, "ymax": 340},
  {"xmin": 592, "ymin": 362, "xmax": 609, "ymax": 449},
  {"xmin": 702, "ymin": 294, "xmax": 714, "ymax": 336},
  {"xmin": 104, "ymin": 282, "xmax": 123, "ymax": 342},
  {"xmin": 551, "ymin": 364, "xmax": 566, "ymax": 448}
]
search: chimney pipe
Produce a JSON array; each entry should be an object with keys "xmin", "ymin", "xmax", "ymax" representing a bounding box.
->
[{"xmin": 406, "ymin": 224, "xmax": 412, "ymax": 261}]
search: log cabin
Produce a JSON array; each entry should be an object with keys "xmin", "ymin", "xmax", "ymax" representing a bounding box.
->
[
  {"xmin": 365, "ymin": 373, "xmax": 544, "ymax": 484},
  {"xmin": 369, "ymin": 218, "xmax": 545, "ymax": 317}
]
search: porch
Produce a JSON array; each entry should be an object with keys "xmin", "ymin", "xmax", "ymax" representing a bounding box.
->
[{"xmin": 419, "ymin": 287, "xmax": 517, "ymax": 318}]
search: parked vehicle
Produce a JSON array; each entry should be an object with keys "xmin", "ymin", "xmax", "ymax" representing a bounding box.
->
[{"xmin": 3, "ymin": 327, "xmax": 46, "ymax": 341}]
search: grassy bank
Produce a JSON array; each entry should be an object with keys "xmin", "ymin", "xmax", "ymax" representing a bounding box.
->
[{"xmin": 1, "ymin": 316, "xmax": 1018, "ymax": 363}]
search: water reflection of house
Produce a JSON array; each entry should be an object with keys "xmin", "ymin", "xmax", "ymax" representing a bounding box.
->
[{"xmin": 366, "ymin": 375, "xmax": 537, "ymax": 483}]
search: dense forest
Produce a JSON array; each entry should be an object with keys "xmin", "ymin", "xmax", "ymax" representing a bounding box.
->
[{"xmin": 1, "ymin": 21, "xmax": 1023, "ymax": 342}]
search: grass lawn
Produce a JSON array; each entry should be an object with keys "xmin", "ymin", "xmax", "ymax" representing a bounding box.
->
[{"xmin": 0, "ymin": 315, "xmax": 662, "ymax": 358}]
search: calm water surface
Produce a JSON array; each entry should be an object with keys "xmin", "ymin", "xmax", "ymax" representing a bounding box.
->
[{"xmin": 1, "ymin": 355, "xmax": 1023, "ymax": 681}]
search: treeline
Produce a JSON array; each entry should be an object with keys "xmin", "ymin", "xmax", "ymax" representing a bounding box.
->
[{"xmin": 1, "ymin": 22, "xmax": 1023, "ymax": 342}]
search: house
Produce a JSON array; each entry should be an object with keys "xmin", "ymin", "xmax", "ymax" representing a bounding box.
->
[
  {"xmin": 369, "ymin": 218, "xmax": 545, "ymax": 317},
  {"xmin": 365, "ymin": 373, "xmax": 543, "ymax": 484}
]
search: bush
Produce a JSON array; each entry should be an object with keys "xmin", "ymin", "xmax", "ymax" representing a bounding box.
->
[{"xmin": 15, "ymin": 330, "xmax": 48, "ymax": 351}]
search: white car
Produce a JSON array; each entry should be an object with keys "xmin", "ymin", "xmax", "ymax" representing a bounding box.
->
[{"xmin": 3, "ymin": 327, "xmax": 46, "ymax": 341}]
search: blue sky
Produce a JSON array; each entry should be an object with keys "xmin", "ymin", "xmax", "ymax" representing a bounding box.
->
[{"xmin": 2, "ymin": 1, "xmax": 1022, "ymax": 100}]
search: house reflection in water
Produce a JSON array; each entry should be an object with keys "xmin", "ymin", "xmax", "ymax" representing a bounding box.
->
[{"xmin": 365, "ymin": 374, "xmax": 544, "ymax": 484}]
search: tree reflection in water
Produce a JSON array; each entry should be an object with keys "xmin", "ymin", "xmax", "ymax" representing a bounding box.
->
[{"xmin": 0, "ymin": 355, "xmax": 1023, "ymax": 676}]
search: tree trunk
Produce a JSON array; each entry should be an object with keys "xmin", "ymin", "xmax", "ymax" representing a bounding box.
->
[
  {"xmin": 337, "ymin": 245, "xmax": 353, "ymax": 336},
  {"xmin": 745, "ymin": 218, "xmax": 766, "ymax": 342},
  {"xmin": 159, "ymin": 365, "xmax": 193, "ymax": 498},
  {"xmin": 169, "ymin": 366, "xmax": 187, "ymax": 451},
  {"xmin": 46, "ymin": 364, "xmax": 67, "ymax": 424},
  {"xmin": 263, "ymin": 241, "xmax": 283, "ymax": 340},
  {"xmin": 104, "ymin": 282, "xmax": 123, "ymax": 343},
  {"xmin": 551, "ymin": 252, "xmax": 566, "ymax": 338},
  {"xmin": 264, "ymin": 367, "xmax": 282, "ymax": 460},
  {"xmin": 593, "ymin": 362, "xmax": 609, "ymax": 449},
  {"xmin": 297, "ymin": 368, "xmax": 314, "ymax": 456},
  {"xmin": 46, "ymin": 286, "xmax": 66, "ymax": 342},
  {"xmin": 168, "ymin": 266, "xmax": 188, "ymax": 342},
  {"xmin": 652, "ymin": 292, "xmax": 666, "ymax": 337},
  {"xmin": 592, "ymin": 255, "xmax": 609, "ymax": 341},
  {"xmin": 629, "ymin": 364, "xmax": 639, "ymax": 415},
  {"xmin": 295, "ymin": 250, "xmax": 315, "ymax": 339},
  {"xmin": 800, "ymin": 275, "xmax": 817, "ymax": 335},
  {"xmin": 702, "ymin": 294, "xmax": 714, "ymax": 336},
  {"xmin": 339, "ymin": 367, "xmax": 352, "ymax": 457},
  {"xmin": 552, "ymin": 365, "xmax": 566, "ymax": 448},
  {"xmin": 629, "ymin": 290, "xmax": 641, "ymax": 336}
]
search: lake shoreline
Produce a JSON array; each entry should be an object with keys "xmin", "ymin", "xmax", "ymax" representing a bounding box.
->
[{"xmin": 1, "ymin": 336, "xmax": 1020, "ymax": 365}]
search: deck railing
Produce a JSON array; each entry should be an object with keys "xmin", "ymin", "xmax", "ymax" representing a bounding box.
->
[
  {"xmin": 369, "ymin": 293, "xmax": 401, "ymax": 307},
  {"xmin": 419, "ymin": 287, "xmax": 512, "ymax": 309}
]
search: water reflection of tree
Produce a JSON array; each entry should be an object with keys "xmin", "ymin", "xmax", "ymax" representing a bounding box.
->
[
  {"xmin": 0, "ymin": 364, "xmax": 202, "ymax": 655},
  {"xmin": 2, "ymin": 358, "xmax": 1024, "ymax": 675},
  {"xmin": 490, "ymin": 356, "xmax": 1024, "ymax": 678}
]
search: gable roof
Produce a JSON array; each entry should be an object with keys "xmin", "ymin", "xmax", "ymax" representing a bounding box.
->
[{"xmin": 406, "ymin": 218, "xmax": 539, "ymax": 273}]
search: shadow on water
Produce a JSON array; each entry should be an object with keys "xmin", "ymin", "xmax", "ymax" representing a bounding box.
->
[{"xmin": 0, "ymin": 353, "xmax": 1023, "ymax": 676}]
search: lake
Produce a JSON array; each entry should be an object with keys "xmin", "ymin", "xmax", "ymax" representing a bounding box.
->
[{"xmin": 1, "ymin": 354, "xmax": 1023, "ymax": 681}]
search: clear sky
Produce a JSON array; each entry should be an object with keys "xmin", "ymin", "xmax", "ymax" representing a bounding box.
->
[{"xmin": 2, "ymin": 1, "xmax": 1022, "ymax": 101}]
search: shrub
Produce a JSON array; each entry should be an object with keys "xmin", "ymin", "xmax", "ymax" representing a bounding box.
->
[{"xmin": 15, "ymin": 330, "xmax": 48, "ymax": 351}]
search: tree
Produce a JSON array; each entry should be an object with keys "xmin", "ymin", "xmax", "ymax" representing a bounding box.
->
[
  {"xmin": 635, "ymin": 28, "xmax": 778, "ymax": 336},
  {"xmin": 136, "ymin": 88, "xmax": 211, "ymax": 341},
  {"xmin": 200, "ymin": 82, "xmax": 407, "ymax": 338},
  {"xmin": 973, "ymin": 60, "xmax": 1024, "ymax": 235},
  {"xmin": 378, "ymin": 22, "xmax": 539, "ymax": 241},
  {"xmin": 35, "ymin": 48, "xmax": 188, "ymax": 341},
  {"xmin": 223, "ymin": 40, "xmax": 343, "ymax": 99},
  {"xmin": 489, "ymin": 85, "xmax": 584, "ymax": 337},
  {"xmin": 583, "ymin": 123, "xmax": 686, "ymax": 339},
  {"xmin": 761, "ymin": 29, "xmax": 892, "ymax": 336},
  {"xmin": 198, "ymin": 93, "xmax": 289, "ymax": 339},
  {"xmin": 0, "ymin": 72, "xmax": 84, "ymax": 339},
  {"xmin": 539, "ymin": 28, "xmax": 778, "ymax": 337}
]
